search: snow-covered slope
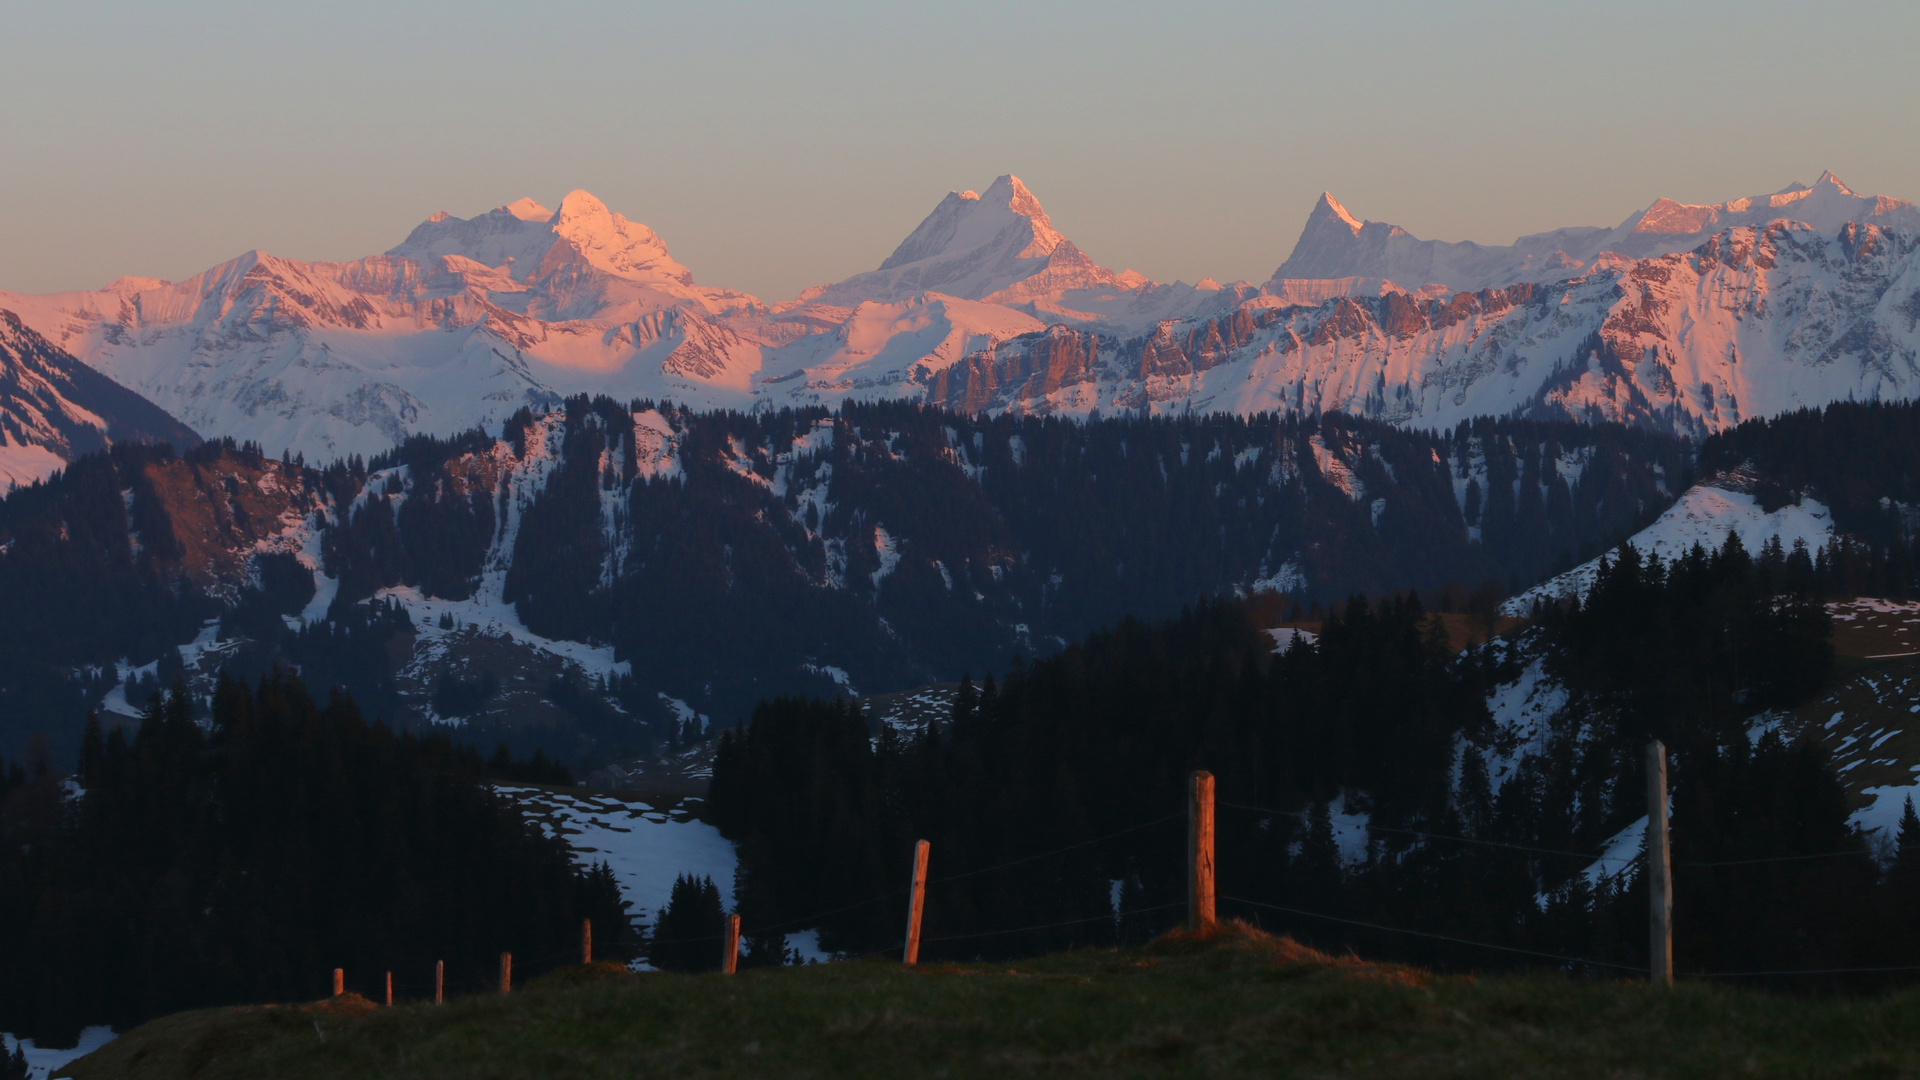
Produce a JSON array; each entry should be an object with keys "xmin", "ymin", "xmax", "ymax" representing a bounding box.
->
[
  {"xmin": 756, "ymin": 293, "xmax": 1048, "ymax": 406},
  {"xmin": 0, "ymin": 309, "xmax": 198, "ymax": 487},
  {"xmin": 1503, "ymin": 483, "xmax": 1835, "ymax": 613}
]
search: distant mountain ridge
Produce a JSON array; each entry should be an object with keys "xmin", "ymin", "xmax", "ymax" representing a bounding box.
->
[
  {"xmin": 1272, "ymin": 171, "xmax": 1920, "ymax": 291},
  {"xmin": 0, "ymin": 171, "xmax": 1915, "ymax": 461}
]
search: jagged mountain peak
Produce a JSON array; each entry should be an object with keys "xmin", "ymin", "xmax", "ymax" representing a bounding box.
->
[
  {"xmin": 102, "ymin": 275, "xmax": 169, "ymax": 294},
  {"xmin": 1619, "ymin": 171, "xmax": 1918, "ymax": 240},
  {"xmin": 877, "ymin": 173, "xmax": 1061, "ymax": 272},
  {"xmin": 819, "ymin": 174, "xmax": 1128, "ymax": 306},
  {"xmin": 555, "ymin": 188, "xmax": 611, "ymax": 221},
  {"xmin": 1811, "ymin": 170, "xmax": 1854, "ymax": 196},
  {"xmin": 544, "ymin": 189, "xmax": 692, "ymax": 287},
  {"xmin": 986, "ymin": 173, "xmax": 1048, "ymax": 222},
  {"xmin": 1314, "ymin": 192, "xmax": 1364, "ymax": 235},
  {"xmin": 504, "ymin": 196, "xmax": 554, "ymax": 221},
  {"xmin": 1274, "ymin": 173, "xmax": 1920, "ymax": 292},
  {"xmin": 384, "ymin": 190, "xmax": 695, "ymax": 289}
]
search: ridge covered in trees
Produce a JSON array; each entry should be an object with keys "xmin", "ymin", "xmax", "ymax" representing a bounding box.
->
[
  {"xmin": 0, "ymin": 400, "xmax": 1692, "ymax": 767},
  {"xmin": 13, "ymin": 399, "xmax": 1920, "ymax": 777},
  {"xmin": 0, "ymin": 673, "xmax": 630, "ymax": 1046}
]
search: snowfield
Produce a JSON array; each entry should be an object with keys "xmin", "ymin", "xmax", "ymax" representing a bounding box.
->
[
  {"xmin": 1, "ymin": 1027, "xmax": 115, "ymax": 1080},
  {"xmin": 494, "ymin": 786, "xmax": 737, "ymax": 929}
]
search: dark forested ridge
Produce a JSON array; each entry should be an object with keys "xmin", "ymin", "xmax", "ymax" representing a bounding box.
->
[
  {"xmin": 19, "ymin": 400, "xmax": 1920, "ymax": 779},
  {"xmin": 0, "ymin": 399, "xmax": 1690, "ymax": 767},
  {"xmin": 0, "ymin": 672, "xmax": 629, "ymax": 1046},
  {"xmin": 708, "ymin": 542, "xmax": 1913, "ymax": 985}
]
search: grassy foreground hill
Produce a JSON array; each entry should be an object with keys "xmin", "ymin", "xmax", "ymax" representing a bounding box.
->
[{"xmin": 57, "ymin": 924, "xmax": 1920, "ymax": 1080}]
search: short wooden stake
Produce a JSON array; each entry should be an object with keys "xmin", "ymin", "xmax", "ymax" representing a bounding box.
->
[
  {"xmin": 385, "ymin": 971, "xmax": 392, "ymax": 1007},
  {"xmin": 1189, "ymin": 770, "xmax": 1216, "ymax": 933},
  {"xmin": 434, "ymin": 960, "xmax": 444, "ymax": 1005},
  {"xmin": 1647, "ymin": 740, "xmax": 1673, "ymax": 986},
  {"xmin": 582, "ymin": 918, "xmax": 593, "ymax": 965},
  {"xmin": 499, "ymin": 951, "xmax": 512, "ymax": 995},
  {"xmin": 722, "ymin": 913, "xmax": 741, "ymax": 975},
  {"xmin": 332, "ymin": 968, "xmax": 343, "ymax": 997},
  {"xmin": 903, "ymin": 838, "xmax": 931, "ymax": 965}
]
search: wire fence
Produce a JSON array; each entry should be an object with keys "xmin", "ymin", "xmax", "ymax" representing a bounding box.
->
[
  {"xmin": 544, "ymin": 790, "xmax": 1910, "ymax": 986},
  {"xmin": 643, "ymin": 812, "xmax": 1186, "ymax": 951},
  {"xmin": 1219, "ymin": 894, "xmax": 1648, "ymax": 973},
  {"xmin": 1216, "ymin": 799, "xmax": 1876, "ymax": 869}
]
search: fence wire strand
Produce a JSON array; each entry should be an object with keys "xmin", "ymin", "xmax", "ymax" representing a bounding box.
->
[
  {"xmin": 928, "ymin": 812, "xmax": 1186, "ymax": 886},
  {"xmin": 1216, "ymin": 800, "xmax": 1608, "ymax": 862},
  {"xmin": 1219, "ymin": 894, "xmax": 1649, "ymax": 973}
]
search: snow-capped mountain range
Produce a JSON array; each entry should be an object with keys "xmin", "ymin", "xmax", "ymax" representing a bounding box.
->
[
  {"xmin": 1273, "ymin": 171, "xmax": 1920, "ymax": 291},
  {"xmin": 2, "ymin": 170, "xmax": 1918, "ymax": 474}
]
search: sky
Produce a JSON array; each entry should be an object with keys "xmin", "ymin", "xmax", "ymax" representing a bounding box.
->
[{"xmin": 2, "ymin": 0, "xmax": 1916, "ymax": 302}]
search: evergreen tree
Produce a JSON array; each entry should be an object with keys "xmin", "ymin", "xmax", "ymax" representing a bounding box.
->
[
  {"xmin": 1890, "ymin": 797, "xmax": 1920, "ymax": 964},
  {"xmin": 650, "ymin": 875, "xmax": 725, "ymax": 972},
  {"xmin": 1290, "ymin": 800, "xmax": 1345, "ymax": 914},
  {"xmin": 0, "ymin": 672, "xmax": 608, "ymax": 1044}
]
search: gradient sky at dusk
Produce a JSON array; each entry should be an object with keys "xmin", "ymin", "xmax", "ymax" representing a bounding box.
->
[{"xmin": 3, "ymin": 0, "xmax": 1916, "ymax": 301}]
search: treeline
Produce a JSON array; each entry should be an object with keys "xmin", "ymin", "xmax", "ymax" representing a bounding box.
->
[
  {"xmin": 1699, "ymin": 400, "xmax": 1920, "ymax": 547},
  {"xmin": 709, "ymin": 538, "xmax": 1918, "ymax": 984},
  {"xmin": 0, "ymin": 672, "xmax": 629, "ymax": 1047},
  {"xmin": 1696, "ymin": 400, "xmax": 1920, "ymax": 598}
]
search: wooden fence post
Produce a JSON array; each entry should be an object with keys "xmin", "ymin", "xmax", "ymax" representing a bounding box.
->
[
  {"xmin": 1189, "ymin": 770, "xmax": 1216, "ymax": 934},
  {"xmin": 332, "ymin": 968, "xmax": 343, "ymax": 997},
  {"xmin": 434, "ymin": 960, "xmax": 444, "ymax": 1005},
  {"xmin": 1647, "ymin": 740, "xmax": 1673, "ymax": 987},
  {"xmin": 499, "ymin": 951, "xmax": 512, "ymax": 995},
  {"xmin": 385, "ymin": 971, "xmax": 392, "ymax": 1006},
  {"xmin": 582, "ymin": 919, "xmax": 593, "ymax": 965},
  {"xmin": 722, "ymin": 914, "xmax": 741, "ymax": 974},
  {"xmin": 903, "ymin": 838, "xmax": 931, "ymax": 965}
]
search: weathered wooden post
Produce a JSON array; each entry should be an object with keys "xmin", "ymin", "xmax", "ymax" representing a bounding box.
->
[
  {"xmin": 903, "ymin": 838, "xmax": 931, "ymax": 965},
  {"xmin": 499, "ymin": 951, "xmax": 512, "ymax": 994},
  {"xmin": 332, "ymin": 968, "xmax": 344, "ymax": 997},
  {"xmin": 722, "ymin": 914, "xmax": 741, "ymax": 974},
  {"xmin": 385, "ymin": 971, "xmax": 393, "ymax": 1007},
  {"xmin": 434, "ymin": 960, "xmax": 444, "ymax": 1005},
  {"xmin": 1189, "ymin": 770, "xmax": 1216, "ymax": 934},
  {"xmin": 1647, "ymin": 740, "xmax": 1673, "ymax": 987},
  {"xmin": 582, "ymin": 919, "xmax": 593, "ymax": 965}
]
